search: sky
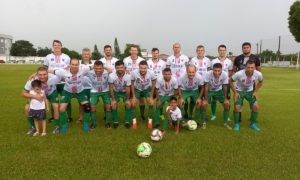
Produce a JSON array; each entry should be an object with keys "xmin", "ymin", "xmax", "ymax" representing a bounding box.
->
[{"xmin": 1, "ymin": 0, "xmax": 299, "ymax": 56}]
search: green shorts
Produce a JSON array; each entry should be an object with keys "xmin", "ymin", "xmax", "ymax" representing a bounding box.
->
[
  {"xmin": 134, "ymin": 88, "xmax": 151, "ymax": 99},
  {"xmin": 234, "ymin": 91, "xmax": 256, "ymax": 107},
  {"xmin": 47, "ymin": 90, "xmax": 59, "ymax": 103},
  {"xmin": 90, "ymin": 91, "xmax": 111, "ymax": 105},
  {"xmin": 208, "ymin": 90, "xmax": 225, "ymax": 104},
  {"xmin": 56, "ymin": 84, "xmax": 64, "ymax": 95},
  {"xmin": 182, "ymin": 90, "xmax": 199, "ymax": 103},
  {"xmin": 61, "ymin": 90, "xmax": 88, "ymax": 104},
  {"xmin": 171, "ymin": 119, "xmax": 185, "ymax": 126},
  {"xmin": 223, "ymin": 84, "xmax": 231, "ymax": 99},
  {"xmin": 157, "ymin": 95, "xmax": 171, "ymax": 109},
  {"xmin": 114, "ymin": 91, "xmax": 128, "ymax": 102},
  {"xmin": 83, "ymin": 89, "xmax": 91, "ymax": 100}
]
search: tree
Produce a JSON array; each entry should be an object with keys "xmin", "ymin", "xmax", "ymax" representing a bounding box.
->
[
  {"xmin": 120, "ymin": 44, "xmax": 142, "ymax": 60},
  {"xmin": 92, "ymin": 44, "xmax": 102, "ymax": 60},
  {"xmin": 114, "ymin": 37, "xmax": 121, "ymax": 59},
  {"xmin": 36, "ymin": 47, "xmax": 52, "ymax": 57},
  {"xmin": 288, "ymin": 1, "xmax": 300, "ymax": 42},
  {"xmin": 10, "ymin": 40, "xmax": 36, "ymax": 56},
  {"xmin": 259, "ymin": 49, "xmax": 277, "ymax": 62},
  {"xmin": 61, "ymin": 47, "xmax": 80, "ymax": 59}
]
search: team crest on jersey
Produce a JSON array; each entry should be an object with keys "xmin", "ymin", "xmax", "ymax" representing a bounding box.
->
[
  {"xmin": 128, "ymin": 63, "xmax": 131, "ymax": 66},
  {"xmin": 149, "ymin": 65, "xmax": 152, "ymax": 68},
  {"xmin": 51, "ymin": 58, "xmax": 54, "ymax": 61},
  {"xmin": 62, "ymin": 59, "xmax": 65, "ymax": 62}
]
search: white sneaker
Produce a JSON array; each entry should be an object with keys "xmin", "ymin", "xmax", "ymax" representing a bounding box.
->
[{"xmin": 33, "ymin": 132, "xmax": 39, "ymax": 136}]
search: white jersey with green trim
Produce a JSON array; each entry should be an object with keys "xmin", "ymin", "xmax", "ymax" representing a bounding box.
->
[
  {"xmin": 124, "ymin": 56, "xmax": 144, "ymax": 72},
  {"xmin": 87, "ymin": 70, "xmax": 110, "ymax": 93},
  {"xmin": 54, "ymin": 67, "xmax": 90, "ymax": 93},
  {"xmin": 24, "ymin": 74, "xmax": 61, "ymax": 95},
  {"xmin": 190, "ymin": 56, "xmax": 211, "ymax": 77},
  {"xmin": 99, "ymin": 57, "xmax": 119, "ymax": 72},
  {"xmin": 211, "ymin": 58, "xmax": 233, "ymax": 74},
  {"xmin": 108, "ymin": 73, "xmax": 131, "ymax": 93},
  {"xmin": 232, "ymin": 69, "xmax": 263, "ymax": 92},
  {"xmin": 166, "ymin": 54, "xmax": 189, "ymax": 79},
  {"xmin": 205, "ymin": 70, "xmax": 229, "ymax": 92},
  {"xmin": 43, "ymin": 53, "xmax": 70, "ymax": 70},
  {"xmin": 179, "ymin": 74, "xmax": 204, "ymax": 91},
  {"xmin": 166, "ymin": 106, "xmax": 182, "ymax": 121},
  {"xmin": 80, "ymin": 61, "xmax": 93, "ymax": 89},
  {"xmin": 147, "ymin": 59, "xmax": 166, "ymax": 78},
  {"xmin": 155, "ymin": 76, "xmax": 178, "ymax": 96},
  {"xmin": 131, "ymin": 69, "xmax": 156, "ymax": 91}
]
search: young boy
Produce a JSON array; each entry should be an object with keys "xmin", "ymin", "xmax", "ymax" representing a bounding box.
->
[
  {"xmin": 161, "ymin": 96, "xmax": 188, "ymax": 136},
  {"xmin": 28, "ymin": 80, "xmax": 49, "ymax": 136}
]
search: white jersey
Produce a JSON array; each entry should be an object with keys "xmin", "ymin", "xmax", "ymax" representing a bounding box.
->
[
  {"xmin": 155, "ymin": 76, "xmax": 178, "ymax": 96},
  {"xmin": 131, "ymin": 69, "xmax": 156, "ymax": 91},
  {"xmin": 80, "ymin": 61, "xmax": 93, "ymax": 89},
  {"xmin": 190, "ymin": 56, "xmax": 211, "ymax": 77},
  {"xmin": 54, "ymin": 67, "xmax": 90, "ymax": 93},
  {"xmin": 87, "ymin": 70, "xmax": 110, "ymax": 93},
  {"xmin": 232, "ymin": 70, "xmax": 263, "ymax": 92},
  {"xmin": 124, "ymin": 56, "xmax": 144, "ymax": 73},
  {"xmin": 108, "ymin": 73, "xmax": 131, "ymax": 93},
  {"xmin": 205, "ymin": 70, "xmax": 229, "ymax": 92},
  {"xmin": 99, "ymin": 57, "xmax": 119, "ymax": 73},
  {"xmin": 179, "ymin": 74, "xmax": 204, "ymax": 91},
  {"xmin": 24, "ymin": 74, "xmax": 61, "ymax": 95},
  {"xmin": 29, "ymin": 90, "xmax": 46, "ymax": 110},
  {"xmin": 44, "ymin": 53, "xmax": 70, "ymax": 70},
  {"xmin": 211, "ymin": 58, "xmax": 233, "ymax": 74},
  {"xmin": 166, "ymin": 54, "xmax": 189, "ymax": 79},
  {"xmin": 147, "ymin": 59, "xmax": 166, "ymax": 78},
  {"xmin": 166, "ymin": 106, "xmax": 182, "ymax": 121}
]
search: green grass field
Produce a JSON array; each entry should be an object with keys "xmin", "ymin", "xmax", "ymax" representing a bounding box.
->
[{"xmin": 0, "ymin": 65, "xmax": 300, "ymax": 179}]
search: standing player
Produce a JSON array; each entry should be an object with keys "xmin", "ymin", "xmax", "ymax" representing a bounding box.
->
[
  {"xmin": 190, "ymin": 45, "xmax": 211, "ymax": 78},
  {"xmin": 131, "ymin": 61, "xmax": 156, "ymax": 129},
  {"xmin": 87, "ymin": 61, "xmax": 112, "ymax": 129},
  {"xmin": 109, "ymin": 60, "xmax": 132, "ymax": 128},
  {"xmin": 43, "ymin": 40, "xmax": 72, "ymax": 123},
  {"xmin": 49, "ymin": 58, "xmax": 92, "ymax": 133},
  {"xmin": 210, "ymin": 45, "xmax": 233, "ymax": 121},
  {"xmin": 178, "ymin": 65, "xmax": 205, "ymax": 126},
  {"xmin": 230, "ymin": 60, "xmax": 263, "ymax": 132},
  {"xmin": 203, "ymin": 63, "xmax": 232, "ymax": 130},
  {"xmin": 154, "ymin": 68, "xmax": 179, "ymax": 128},
  {"xmin": 147, "ymin": 48, "xmax": 166, "ymax": 78},
  {"xmin": 100, "ymin": 45, "xmax": 119, "ymax": 74},
  {"xmin": 233, "ymin": 42, "xmax": 261, "ymax": 122}
]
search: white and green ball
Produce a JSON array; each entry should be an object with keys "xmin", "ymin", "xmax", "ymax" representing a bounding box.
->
[
  {"xmin": 187, "ymin": 120, "xmax": 197, "ymax": 130},
  {"xmin": 150, "ymin": 129, "xmax": 163, "ymax": 141},
  {"xmin": 137, "ymin": 142, "xmax": 152, "ymax": 158}
]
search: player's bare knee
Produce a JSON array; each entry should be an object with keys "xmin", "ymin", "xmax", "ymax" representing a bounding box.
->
[
  {"xmin": 234, "ymin": 105, "xmax": 240, "ymax": 112},
  {"xmin": 105, "ymin": 104, "xmax": 111, "ymax": 111}
]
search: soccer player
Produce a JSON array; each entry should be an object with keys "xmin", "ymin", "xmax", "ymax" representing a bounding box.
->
[
  {"xmin": 28, "ymin": 80, "xmax": 49, "ymax": 136},
  {"xmin": 100, "ymin": 45, "xmax": 119, "ymax": 74},
  {"xmin": 22, "ymin": 67, "xmax": 61, "ymax": 134},
  {"xmin": 43, "ymin": 40, "xmax": 72, "ymax": 123},
  {"xmin": 210, "ymin": 45, "xmax": 233, "ymax": 121},
  {"xmin": 161, "ymin": 96, "xmax": 188, "ymax": 136},
  {"xmin": 203, "ymin": 63, "xmax": 232, "ymax": 130},
  {"xmin": 166, "ymin": 43, "xmax": 191, "ymax": 119},
  {"xmin": 230, "ymin": 60, "xmax": 263, "ymax": 132},
  {"xmin": 49, "ymin": 58, "xmax": 92, "ymax": 133},
  {"xmin": 147, "ymin": 48, "xmax": 166, "ymax": 78},
  {"xmin": 154, "ymin": 68, "xmax": 179, "ymax": 128},
  {"xmin": 78, "ymin": 48, "xmax": 93, "ymax": 123},
  {"xmin": 131, "ymin": 61, "xmax": 156, "ymax": 129},
  {"xmin": 233, "ymin": 42, "xmax": 261, "ymax": 122},
  {"xmin": 178, "ymin": 64, "xmax": 205, "ymax": 126},
  {"xmin": 87, "ymin": 60, "xmax": 112, "ymax": 129},
  {"xmin": 190, "ymin": 45, "xmax": 211, "ymax": 78},
  {"xmin": 109, "ymin": 60, "xmax": 132, "ymax": 128}
]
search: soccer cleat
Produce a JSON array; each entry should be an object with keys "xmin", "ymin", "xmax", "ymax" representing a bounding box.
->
[
  {"xmin": 148, "ymin": 119, "xmax": 153, "ymax": 129},
  {"xmin": 233, "ymin": 124, "xmax": 240, "ymax": 131},
  {"xmin": 202, "ymin": 123, "xmax": 207, "ymax": 129},
  {"xmin": 224, "ymin": 124, "xmax": 232, "ymax": 130},
  {"xmin": 90, "ymin": 124, "xmax": 97, "ymax": 130},
  {"xmin": 33, "ymin": 132, "xmax": 39, "ymax": 136},
  {"xmin": 68, "ymin": 117, "xmax": 73, "ymax": 123},
  {"xmin": 41, "ymin": 133, "xmax": 46, "ymax": 136},
  {"xmin": 133, "ymin": 122, "xmax": 138, "ymax": 129},
  {"xmin": 154, "ymin": 124, "xmax": 160, "ymax": 129},
  {"xmin": 125, "ymin": 123, "xmax": 131, "ymax": 129},
  {"xmin": 83, "ymin": 123, "xmax": 90, "ymax": 132},
  {"xmin": 210, "ymin": 115, "xmax": 216, "ymax": 121},
  {"xmin": 52, "ymin": 127, "xmax": 60, "ymax": 134},
  {"xmin": 249, "ymin": 123, "xmax": 261, "ymax": 132},
  {"xmin": 105, "ymin": 123, "xmax": 111, "ymax": 129},
  {"xmin": 61, "ymin": 126, "xmax": 68, "ymax": 134},
  {"xmin": 27, "ymin": 127, "xmax": 36, "ymax": 135},
  {"xmin": 113, "ymin": 123, "xmax": 119, "ymax": 129}
]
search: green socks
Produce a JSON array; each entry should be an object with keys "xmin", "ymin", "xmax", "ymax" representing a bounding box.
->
[
  {"xmin": 67, "ymin": 103, "xmax": 72, "ymax": 119},
  {"xmin": 251, "ymin": 111, "xmax": 258, "ymax": 124},
  {"xmin": 54, "ymin": 119, "xmax": 59, "ymax": 127},
  {"xmin": 59, "ymin": 112, "xmax": 67, "ymax": 128},
  {"xmin": 211, "ymin": 101, "xmax": 217, "ymax": 115},
  {"xmin": 125, "ymin": 108, "xmax": 131, "ymax": 124},
  {"xmin": 223, "ymin": 109, "xmax": 229, "ymax": 124},
  {"xmin": 27, "ymin": 117, "xmax": 34, "ymax": 128},
  {"xmin": 234, "ymin": 111, "xmax": 239, "ymax": 124},
  {"xmin": 105, "ymin": 111, "xmax": 112, "ymax": 124},
  {"xmin": 140, "ymin": 105, "xmax": 145, "ymax": 117},
  {"xmin": 112, "ymin": 109, "xmax": 118, "ymax": 124},
  {"xmin": 148, "ymin": 106, "xmax": 153, "ymax": 119}
]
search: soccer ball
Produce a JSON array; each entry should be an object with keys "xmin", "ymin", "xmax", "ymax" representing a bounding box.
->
[
  {"xmin": 137, "ymin": 142, "xmax": 152, "ymax": 158},
  {"xmin": 187, "ymin": 120, "xmax": 197, "ymax": 130},
  {"xmin": 150, "ymin": 129, "xmax": 163, "ymax": 141}
]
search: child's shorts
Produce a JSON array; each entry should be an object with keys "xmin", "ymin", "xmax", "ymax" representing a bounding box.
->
[{"xmin": 28, "ymin": 109, "xmax": 46, "ymax": 120}]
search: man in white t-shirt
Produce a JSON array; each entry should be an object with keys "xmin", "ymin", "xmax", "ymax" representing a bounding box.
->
[
  {"xmin": 147, "ymin": 48, "xmax": 166, "ymax": 78},
  {"xmin": 100, "ymin": 45, "xmax": 119, "ymax": 74}
]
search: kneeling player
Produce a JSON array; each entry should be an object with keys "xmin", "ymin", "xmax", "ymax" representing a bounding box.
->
[{"xmin": 230, "ymin": 60, "xmax": 263, "ymax": 132}]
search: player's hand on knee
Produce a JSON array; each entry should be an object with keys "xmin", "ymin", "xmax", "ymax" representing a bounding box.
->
[
  {"xmin": 253, "ymin": 91, "xmax": 258, "ymax": 100},
  {"xmin": 111, "ymin": 100, "xmax": 117, "ymax": 109},
  {"xmin": 202, "ymin": 99, "xmax": 208, "ymax": 107}
]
